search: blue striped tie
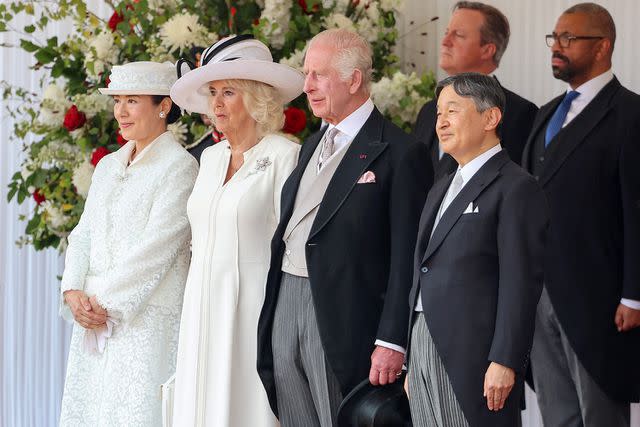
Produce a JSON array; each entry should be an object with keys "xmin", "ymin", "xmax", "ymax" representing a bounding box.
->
[{"xmin": 545, "ymin": 90, "xmax": 580, "ymax": 147}]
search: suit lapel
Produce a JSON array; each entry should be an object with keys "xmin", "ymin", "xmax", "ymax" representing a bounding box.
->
[
  {"xmin": 415, "ymin": 175, "xmax": 452, "ymax": 264},
  {"xmin": 308, "ymin": 108, "xmax": 388, "ymax": 240},
  {"xmin": 540, "ymin": 78, "xmax": 620, "ymax": 186},
  {"xmin": 521, "ymin": 97, "xmax": 562, "ymax": 169},
  {"xmin": 422, "ymin": 151, "xmax": 509, "ymax": 264}
]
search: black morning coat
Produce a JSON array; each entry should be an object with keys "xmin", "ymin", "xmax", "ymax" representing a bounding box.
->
[
  {"xmin": 523, "ymin": 77, "xmax": 640, "ymax": 402},
  {"xmin": 257, "ymin": 108, "xmax": 433, "ymax": 416},
  {"xmin": 409, "ymin": 150, "xmax": 549, "ymax": 426}
]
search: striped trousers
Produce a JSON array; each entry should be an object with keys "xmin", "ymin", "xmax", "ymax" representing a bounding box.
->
[
  {"xmin": 408, "ymin": 313, "xmax": 469, "ymax": 427},
  {"xmin": 272, "ymin": 273, "xmax": 343, "ymax": 427}
]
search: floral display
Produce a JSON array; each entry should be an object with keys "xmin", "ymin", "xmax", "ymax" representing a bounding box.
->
[{"xmin": 1, "ymin": 0, "xmax": 435, "ymax": 250}]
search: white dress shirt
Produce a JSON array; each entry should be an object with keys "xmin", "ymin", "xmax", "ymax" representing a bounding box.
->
[
  {"xmin": 415, "ymin": 144, "xmax": 503, "ymax": 312},
  {"xmin": 316, "ymin": 98, "xmax": 374, "ymax": 173},
  {"xmin": 561, "ymin": 70, "xmax": 639, "ymax": 310}
]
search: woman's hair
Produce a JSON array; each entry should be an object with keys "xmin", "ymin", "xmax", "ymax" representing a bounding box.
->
[
  {"xmin": 151, "ymin": 95, "xmax": 182, "ymax": 124},
  {"xmin": 208, "ymin": 79, "xmax": 284, "ymax": 137}
]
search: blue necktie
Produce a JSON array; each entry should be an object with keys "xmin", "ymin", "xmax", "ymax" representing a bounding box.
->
[{"xmin": 545, "ymin": 90, "xmax": 580, "ymax": 147}]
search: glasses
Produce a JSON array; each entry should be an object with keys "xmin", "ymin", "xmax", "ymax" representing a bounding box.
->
[{"xmin": 545, "ymin": 33, "xmax": 604, "ymax": 48}]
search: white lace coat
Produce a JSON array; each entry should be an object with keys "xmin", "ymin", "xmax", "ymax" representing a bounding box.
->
[{"xmin": 59, "ymin": 132, "xmax": 198, "ymax": 427}]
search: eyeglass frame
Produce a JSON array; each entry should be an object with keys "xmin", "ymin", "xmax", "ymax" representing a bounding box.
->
[{"xmin": 545, "ymin": 32, "xmax": 604, "ymax": 48}]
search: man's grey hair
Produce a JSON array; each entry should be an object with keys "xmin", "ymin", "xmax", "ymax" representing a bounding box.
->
[
  {"xmin": 564, "ymin": 2, "xmax": 616, "ymax": 50},
  {"xmin": 307, "ymin": 28, "xmax": 373, "ymax": 93},
  {"xmin": 436, "ymin": 73, "xmax": 505, "ymax": 134},
  {"xmin": 454, "ymin": 1, "xmax": 510, "ymax": 66}
]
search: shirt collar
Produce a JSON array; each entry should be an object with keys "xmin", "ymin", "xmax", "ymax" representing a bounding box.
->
[
  {"xmin": 457, "ymin": 143, "xmax": 502, "ymax": 184},
  {"xmin": 326, "ymin": 98, "xmax": 375, "ymax": 139},
  {"xmin": 567, "ymin": 69, "xmax": 614, "ymax": 103}
]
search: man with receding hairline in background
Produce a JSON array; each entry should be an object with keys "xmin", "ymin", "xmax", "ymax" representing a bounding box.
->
[
  {"xmin": 413, "ymin": 1, "xmax": 537, "ymax": 182},
  {"xmin": 523, "ymin": 3, "xmax": 640, "ymax": 426}
]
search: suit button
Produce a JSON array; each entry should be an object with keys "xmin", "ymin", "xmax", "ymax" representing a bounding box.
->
[
  {"xmin": 534, "ymin": 175, "xmax": 539, "ymax": 181},
  {"xmin": 285, "ymin": 249, "xmax": 291, "ymax": 255},
  {"xmin": 421, "ymin": 267, "xmax": 428, "ymax": 273},
  {"xmin": 284, "ymin": 260, "xmax": 290, "ymax": 267},
  {"xmin": 539, "ymin": 156, "xmax": 545, "ymax": 162}
]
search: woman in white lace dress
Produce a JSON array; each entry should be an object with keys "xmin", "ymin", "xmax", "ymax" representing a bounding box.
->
[
  {"xmin": 59, "ymin": 61, "xmax": 198, "ymax": 426},
  {"xmin": 168, "ymin": 36, "xmax": 304, "ymax": 426}
]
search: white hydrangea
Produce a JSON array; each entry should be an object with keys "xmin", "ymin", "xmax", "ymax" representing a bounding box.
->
[
  {"xmin": 323, "ymin": 0, "xmax": 349, "ymax": 14},
  {"xmin": 365, "ymin": 3, "xmax": 381, "ymax": 21},
  {"xmin": 357, "ymin": 18, "xmax": 379, "ymax": 42},
  {"xmin": 84, "ymin": 31, "xmax": 119, "ymax": 79},
  {"xmin": 279, "ymin": 46, "xmax": 306, "ymax": 71},
  {"xmin": 168, "ymin": 121, "xmax": 189, "ymax": 145},
  {"xmin": 323, "ymin": 13, "xmax": 356, "ymax": 32},
  {"xmin": 259, "ymin": 0, "xmax": 292, "ymax": 49},
  {"xmin": 72, "ymin": 158, "xmax": 95, "ymax": 198},
  {"xmin": 371, "ymin": 71, "xmax": 429, "ymax": 126},
  {"xmin": 72, "ymin": 92, "xmax": 113, "ymax": 119},
  {"xmin": 147, "ymin": 0, "xmax": 178, "ymax": 12},
  {"xmin": 379, "ymin": 0, "xmax": 404, "ymax": 12},
  {"xmin": 159, "ymin": 12, "xmax": 210, "ymax": 52},
  {"xmin": 37, "ymin": 84, "xmax": 70, "ymax": 127},
  {"xmin": 36, "ymin": 139, "xmax": 81, "ymax": 168},
  {"xmin": 42, "ymin": 201, "xmax": 68, "ymax": 229}
]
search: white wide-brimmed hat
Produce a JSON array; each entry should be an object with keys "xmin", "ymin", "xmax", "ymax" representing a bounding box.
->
[
  {"xmin": 99, "ymin": 61, "xmax": 176, "ymax": 96},
  {"xmin": 170, "ymin": 35, "xmax": 304, "ymax": 114}
]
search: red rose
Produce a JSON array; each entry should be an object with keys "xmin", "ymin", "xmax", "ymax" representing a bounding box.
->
[
  {"xmin": 282, "ymin": 107, "xmax": 307, "ymax": 134},
  {"xmin": 33, "ymin": 189, "xmax": 45, "ymax": 205},
  {"xmin": 91, "ymin": 146, "xmax": 111, "ymax": 166},
  {"xmin": 298, "ymin": 0, "xmax": 319, "ymax": 13},
  {"xmin": 63, "ymin": 105, "xmax": 86, "ymax": 132},
  {"xmin": 116, "ymin": 131, "xmax": 128, "ymax": 146},
  {"xmin": 105, "ymin": 75, "xmax": 111, "ymax": 87},
  {"xmin": 108, "ymin": 11, "xmax": 124, "ymax": 32}
]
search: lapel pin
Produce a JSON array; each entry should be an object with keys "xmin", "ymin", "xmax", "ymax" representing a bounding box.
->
[{"xmin": 359, "ymin": 154, "xmax": 367, "ymax": 159}]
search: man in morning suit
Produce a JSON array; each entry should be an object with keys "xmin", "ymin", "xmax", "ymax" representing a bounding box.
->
[
  {"xmin": 412, "ymin": 1, "xmax": 537, "ymax": 181},
  {"xmin": 257, "ymin": 29, "xmax": 432, "ymax": 426},
  {"xmin": 525, "ymin": 3, "xmax": 640, "ymax": 426},
  {"xmin": 407, "ymin": 73, "xmax": 548, "ymax": 427}
]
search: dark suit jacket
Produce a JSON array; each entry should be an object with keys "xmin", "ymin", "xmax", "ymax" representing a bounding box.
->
[
  {"xmin": 408, "ymin": 150, "xmax": 548, "ymax": 427},
  {"xmin": 522, "ymin": 77, "xmax": 640, "ymax": 402},
  {"xmin": 413, "ymin": 80, "xmax": 537, "ymax": 180},
  {"xmin": 187, "ymin": 131, "xmax": 216, "ymax": 163},
  {"xmin": 257, "ymin": 108, "xmax": 433, "ymax": 416}
]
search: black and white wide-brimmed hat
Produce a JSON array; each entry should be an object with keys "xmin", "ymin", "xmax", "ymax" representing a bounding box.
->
[{"xmin": 170, "ymin": 35, "xmax": 305, "ymax": 114}]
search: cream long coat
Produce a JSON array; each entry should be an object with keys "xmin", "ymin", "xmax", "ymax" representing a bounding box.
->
[
  {"xmin": 59, "ymin": 132, "xmax": 198, "ymax": 426},
  {"xmin": 172, "ymin": 134, "xmax": 299, "ymax": 427}
]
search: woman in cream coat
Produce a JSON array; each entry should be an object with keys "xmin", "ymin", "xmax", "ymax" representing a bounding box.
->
[
  {"xmin": 169, "ymin": 35, "xmax": 304, "ymax": 426},
  {"xmin": 59, "ymin": 61, "xmax": 198, "ymax": 426}
]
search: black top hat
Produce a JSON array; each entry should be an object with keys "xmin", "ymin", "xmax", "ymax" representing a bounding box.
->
[{"xmin": 337, "ymin": 374, "xmax": 412, "ymax": 427}]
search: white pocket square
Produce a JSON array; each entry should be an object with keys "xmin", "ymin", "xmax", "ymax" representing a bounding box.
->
[{"xmin": 463, "ymin": 202, "xmax": 479, "ymax": 214}]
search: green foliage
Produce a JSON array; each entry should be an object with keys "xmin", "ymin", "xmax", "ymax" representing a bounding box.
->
[{"xmin": 2, "ymin": 0, "xmax": 435, "ymax": 250}]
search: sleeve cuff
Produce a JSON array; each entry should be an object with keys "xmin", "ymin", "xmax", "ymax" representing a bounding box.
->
[
  {"xmin": 620, "ymin": 298, "xmax": 640, "ymax": 310},
  {"xmin": 374, "ymin": 339, "xmax": 406, "ymax": 354}
]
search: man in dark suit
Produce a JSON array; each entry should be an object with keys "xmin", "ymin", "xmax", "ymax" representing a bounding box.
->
[
  {"xmin": 257, "ymin": 29, "xmax": 432, "ymax": 426},
  {"xmin": 524, "ymin": 3, "xmax": 640, "ymax": 426},
  {"xmin": 407, "ymin": 73, "xmax": 548, "ymax": 427},
  {"xmin": 413, "ymin": 1, "xmax": 537, "ymax": 181}
]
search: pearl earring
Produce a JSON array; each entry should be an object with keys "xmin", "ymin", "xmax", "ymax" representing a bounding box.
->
[{"xmin": 159, "ymin": 111, "xmax": 166, "ymax": 118}]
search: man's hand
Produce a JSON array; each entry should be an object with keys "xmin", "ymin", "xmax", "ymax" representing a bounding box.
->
[
  {"xmin": 483, "ymin": 362, "xmax": 515, "ymax": 411},
  {"xmin": 63, "ymin": 290, "xmax": 106, "ymax": 329},
  {"xmin": 369, "ymin": 346, "xmax": 404, "ymax": 386},
  {"xmin": 615, "ymin": 304, "xmax": 640, "ymax": 332}
]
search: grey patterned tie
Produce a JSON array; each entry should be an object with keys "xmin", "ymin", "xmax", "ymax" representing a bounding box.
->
[{"xmin": 319, "ymin": 127, "xmax": 340, "ymax": 170}]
